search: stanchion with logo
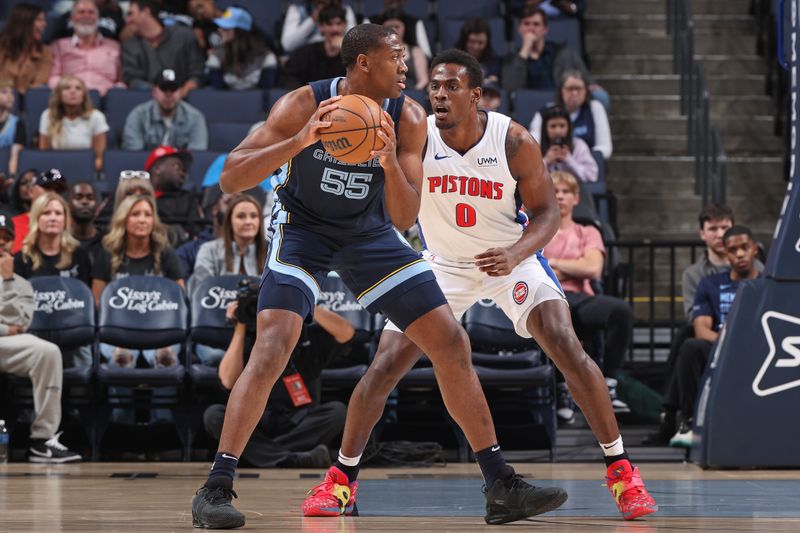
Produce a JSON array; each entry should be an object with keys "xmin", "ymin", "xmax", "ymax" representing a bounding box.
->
[{"xmin": 693, "ymin": 0, "xmax": 800, "ymax": 467}]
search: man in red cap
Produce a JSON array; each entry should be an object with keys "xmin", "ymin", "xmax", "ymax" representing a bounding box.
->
[{"xmin": 145, "ymin": 145, "xmax": 204, "ymax": 246}]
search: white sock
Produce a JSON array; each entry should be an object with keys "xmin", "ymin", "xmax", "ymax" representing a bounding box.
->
[
  {"xmin": 599, "ymin": 435, "xmax": 624, "ymax": 457},
  {"xmin": 337, "ymin": 450, "xmax": 362, "ymax": 467}
]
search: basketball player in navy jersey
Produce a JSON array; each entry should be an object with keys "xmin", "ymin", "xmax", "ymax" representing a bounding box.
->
[
  {"xmin": 191, "ymin": 26, "xmax": 567, "ymax": 529},
  {"xmin": 304, "ymin": 49, "xmax": 658, "ymax": 522}
]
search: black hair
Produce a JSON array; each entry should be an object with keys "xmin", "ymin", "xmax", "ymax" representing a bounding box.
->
[
  {"xmin": 318, "ymin": 4, "xmax": 346, "ymax": 25},
  {"xmin": 723, "ymin": 225, "xmax": 753, "ymax": 244},
  {"xmin": 130, "ymin": 0, "xmax": 160, "ymax": 18},
  {"xmin": 72, "ymin": 181, "xmax": 96, "ymax": 193},
  {"xmin": 698, "ymin": 203, "xmax": 734, "ymax": 228},
  {"xmin": 10, "ymin": 168, "xmax": 38, "ymax": 214},
  {"xmin": 341, "ymin": 23, "xmax": 396, "ymax": 69},
  {"xmin": 539, "ymin": 105, "xmax": 574, "ymax": 153},
  {"xmin": 454, "ymin": 18, "xmax": 496, "ymax": 62},
  {"xmin": 430, "ymin": 48, "xmax": 483, "ymax": 89}
]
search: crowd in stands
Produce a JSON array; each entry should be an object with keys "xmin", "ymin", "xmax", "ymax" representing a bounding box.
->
[{"xmin": 0, "ymin": 0, "xmax": 766, "ymax": 460}]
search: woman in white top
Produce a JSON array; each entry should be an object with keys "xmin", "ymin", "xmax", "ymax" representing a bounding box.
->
[{"xmin": 39, "ymin": 74, "xmax": 109, "ymax": 172}]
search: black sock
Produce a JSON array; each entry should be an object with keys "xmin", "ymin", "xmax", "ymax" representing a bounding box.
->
[
  {"xmin": 206, "ymin": 452, "xmax": 238, "ymax": 489},
  {"xmin": 604, "ymin": 451, "xmax": 630, "ymax": 467},
  {"xmin": 334, "ymin": 460, "xmax": 359, "ymax": 482},
  {"xmin": 475, "ymin": 445, "xmax": 510, "ymax": 489}
]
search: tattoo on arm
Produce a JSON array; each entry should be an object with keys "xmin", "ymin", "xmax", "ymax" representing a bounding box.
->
[{"xmin": 506, "ymin": 128, "xmax": 524, "ymax": 160}]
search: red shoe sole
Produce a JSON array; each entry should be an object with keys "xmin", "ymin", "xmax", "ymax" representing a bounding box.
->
[{"xmin": 623, "ymin": 504, "xmax": 658, "ymax": 520}]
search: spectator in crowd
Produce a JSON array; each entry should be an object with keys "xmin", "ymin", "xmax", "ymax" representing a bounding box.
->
[
  {"xmin": 281, "ymin": 5, "xmax": 347, "ymax": 89},
  {"xmin": 670, "ymin": 225, "xmax": 761, "ymax": 447},
  {"xmin": 502, "ymin": 6, "xmax": 608, "ymax": 110},
  {"xmin": 530, "ymin": 70, "xmax": 612, "ymax": 159},
  {"xmin": 176, "ymin": 186, "xmax": 237, "ymax": 278},
  {"xmin": 543, "ymin": 171, "xmax": 632, "ymax": 422},
  {"xmin": 0, "ymin": 79, "xmax": 26, "ymax": 177},
  {"xmin": 193, "ymin": 193, "xmax": 265, "ymax": 284},
  {"xmin": 455, "ymin": 18, "xmax": 501, "ymax": 85},
  {"xmin": 12, "ymin": 168, "xmax": 67, "ymax": 254},
  {"xmin": 205, "ymin": 7, "xmax": 278, "ymax": 90},
  {"xmin": 538, "ymin": 105, "xmax": 597, "ymax": 218},
  {"xmin": 203, "ymin": 299, "xmax": 351, "ymax": 467},
  {"xmin": 364, "ymin": 0, "xmax": 431, "ymax": 58},
  {"xmin": 91, "ymin": 194, "xmax": 184, "ymax": 367},
  {"xmin": 14, "ymin": 192, "xmax": 91, "ymax": 285},
  {"xmin": 48, "ymin": 0, "xmax": 125, "ymax": 96},
  {"xmin": 373, "ymin": 8, "xmax": 428, "ymax": 90},
  {"xmin": 95, "ymin": 170, "xmax": 156, "ymax": 223},
  {"xmin": 49, "ymin": 0, "xmax": 125, "ymax": 41},
  {"xmin": 121, "ymin": 0, "xmax": 204, "ymax": 95},
  {"xmin": 144, "ymin": 145, "xmax": 204, "ymax": 246},
  {"xmin": 281, "ymin": 0, "xmax": 357, "ymax": 54},
  {"xmin": 39, "ymin": 75, "xmax": 109, "ymax": 172},
  {"xmin": 0, "ymin": 3, "xmax": 52, "ymax": 95},
  {"xmin": 478, "ymin": 81, "xmax": 502, "ymax": 112},
  {"xmin": 539, "ymin": 104, "xmax": 597, "ymax": 183},
  {"xmin": 8, "ymin": 169, "xmax": 38, "ymax": 216},
  {"xmin": 188, "ymin": 0, "xmax": 225, "ymax": 52},
  {"xmin": 122, "ymin": 68, "xmax": 208, "ymax": 151},
  {"xmin": 191, "ymin": 193, "xmax": 265, "ymax": 366},
  {"xmin": 643, "ymin": 204, "xmax": 763, "ymax": 445},
  {"xmin": 0, "ymin": 212, "xmax": 82, "ymax": 463},
  {"xmin": 68, "ymin": 181, "xmax": 104, "ymax": 258}
]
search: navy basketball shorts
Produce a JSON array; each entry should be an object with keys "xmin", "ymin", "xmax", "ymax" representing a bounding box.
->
[{"xmin": 257, "ymin": 223, "xmax": 448, "ymax": 331}]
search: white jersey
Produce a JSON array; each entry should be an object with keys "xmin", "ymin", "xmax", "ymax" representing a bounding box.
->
[{"xmin": 419, "ymin": 111, "xmax": 523, "ymax": 263}]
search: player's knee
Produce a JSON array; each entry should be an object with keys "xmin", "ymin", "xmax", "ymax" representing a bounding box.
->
[
  {"xmin": 248, "ymin": 335, "xmax": 294, "ymax": 377},
  {"xmin": 547, "ymin": 326, "xmax": 589, "ymax": 371}
]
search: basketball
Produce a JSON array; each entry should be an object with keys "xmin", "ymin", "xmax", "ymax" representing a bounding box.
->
[{"xmin": 319, "ymin": 94, "xmax": 385, "ymax": 164}]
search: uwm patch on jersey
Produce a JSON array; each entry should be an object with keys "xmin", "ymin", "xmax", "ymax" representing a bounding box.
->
[{"xmin": 419, "ymin": 112, "xmax": 524, "ymax": 263}]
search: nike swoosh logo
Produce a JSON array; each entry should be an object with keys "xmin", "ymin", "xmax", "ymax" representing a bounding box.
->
[
  {"xmin": 434, "ymin": 153, "xmax": 450, "ymax": 160},
  {"xmin": 602, "ymin": 443, "xmax": 617, "ymax": 450},
  {"xmin": 221, "ymin": 453, "xmax": 237, "ymax": 460},
  {"xmin": 720, "ymin": 284, "xmax": 732, "ymax": 289},
  {"xmin": 491, "ymin": 445, "xmax": 500, "ymax": 452},
  {"xmin": 32, "ymin": 448, "xmax": 53, "ymax": 458}
]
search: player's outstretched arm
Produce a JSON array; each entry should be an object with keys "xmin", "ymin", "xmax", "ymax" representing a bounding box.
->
[
  {"xmin": 220, "ymin": 88, "xmax": 341, "ymax": 193},
  {"xmin": 374, "ymin": 96, "xmax": 427, "ymax": 230},
  {"xmin": 475, "ymin": 121, "xmax": 560, "ymax": 276}
]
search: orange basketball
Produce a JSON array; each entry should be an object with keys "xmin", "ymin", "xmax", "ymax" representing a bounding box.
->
[{"xmin": 319, "ymin": 94, "xmax": 385, "ymax": 164}]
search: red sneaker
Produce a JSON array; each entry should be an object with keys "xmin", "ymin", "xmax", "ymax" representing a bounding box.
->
[
  {"xmin": 605, "ymin": 459, "xmax": 658, "ymax": 520},
  {"xmin": 302, "ymin": 466, "xmax": 358, "ymax": 517}
]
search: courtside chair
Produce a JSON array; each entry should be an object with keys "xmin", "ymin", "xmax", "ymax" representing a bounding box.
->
[
  {"xmin": 95, "ymin": 276, "xmax": 190, "ymax": 460},
  {"xmin": 5, "ymin": 277, "xmax": 97, "ymax": 459}
]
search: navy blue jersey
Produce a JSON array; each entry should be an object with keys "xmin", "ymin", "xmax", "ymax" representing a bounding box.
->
[
  {"xmin": 273, "ymin": 77, "xmax": 406, "ymax": 242},
  {"xmin": 692, "ymin": 272, "xmax": 761, "ymax": 331}
]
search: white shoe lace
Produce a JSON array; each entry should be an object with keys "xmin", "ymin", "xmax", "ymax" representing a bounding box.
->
[{"xmin": 44, "ymin": 431, "xmax": 68, "ymax": 451}]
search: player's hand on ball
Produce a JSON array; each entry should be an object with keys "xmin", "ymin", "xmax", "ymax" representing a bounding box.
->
[
  {"xmin": 295, "ymin": 95, "xmax": 342, "ymax": 148},
  {"xmin": 475, "ymin": 247, "xmax": 520, "ymax": 276},
  {"xmin": 370, "ymin": 110, "xmax": 398, "ymax": 167}
]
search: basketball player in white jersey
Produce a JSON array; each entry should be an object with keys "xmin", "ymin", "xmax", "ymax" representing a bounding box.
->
[{"xmin": 303, "ymin": 49, "xmax": 657, "ymax": 521}]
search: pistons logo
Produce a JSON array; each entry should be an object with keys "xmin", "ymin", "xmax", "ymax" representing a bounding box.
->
[{"xmin": 513, "ymin": 282, "xmax": 528, "ymax": 305}]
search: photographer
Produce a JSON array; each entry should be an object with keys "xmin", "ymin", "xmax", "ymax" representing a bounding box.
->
[{"xmin": 202, "ymin": 288, "xmax": 353, "ymax": 468}]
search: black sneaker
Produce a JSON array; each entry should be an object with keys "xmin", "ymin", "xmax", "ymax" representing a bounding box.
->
[
  {"xmin": 192, "ymin": 485, "xmax": 246, "ymax": 529},
  {"xmin": 280, "ymin": 444, "xmax": 331, "ymax": 468},
  {"xmin": 28, "ymin": 432, "xmax": 82, "ymax": 463},
  {"xmin": 483, "ymin": 470, "xmax": 568, "ymax": 524}
]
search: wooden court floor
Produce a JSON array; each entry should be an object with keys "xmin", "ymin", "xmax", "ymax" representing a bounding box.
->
[{"xmin": 1, "ymin": 462, "xmax": 800, "ymax": 532}]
